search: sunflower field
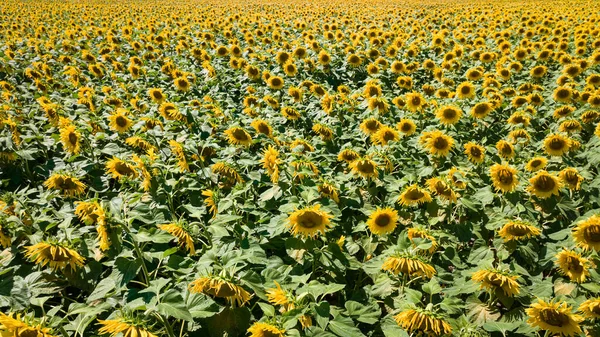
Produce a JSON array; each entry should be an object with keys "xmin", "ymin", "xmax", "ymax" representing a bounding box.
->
[{"xmin": 2, "ymin": 0, "xmax": 600, "ymax": 336}]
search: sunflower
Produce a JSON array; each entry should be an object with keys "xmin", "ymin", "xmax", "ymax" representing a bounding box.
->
[
  {"xmin": 59, "ymin": 124, "xmax": 81, "ymax": 154},
  {"xmin": 421, "ymin": 130, "xmax": 454, "ymax": 157},
  {"xmin": 262, "ymin": 146, "xmax": 281, "ymax": 183},
  {"xmin": 313, "ymin": 123, "xmax": 333, "ymax": 141},
  {"xmin": 495, "ymin": 140, "xmax": 514, "ymax": 159},
  {"xmin": 281, "ymin": 106, "xmax": 301, "ymax": 120},
  {"xmin": 174, "ymin": 77, "xmax": 190, "ymax": 91},
  {"xmin": 525, "ymin": 157, "xmax": 548, "ymax": 172},
  {"xmin": 436, "ymin": 105, "xmax": 462, "ymax": 124},
  {"xmin": 288, "ymin": 86, "xmax": 303, "ymax": 102},
  {"xmin": 169, "ymin": 140, "xmax": 189, "ymax": 172},
  {"xmin": 318, "ymin": 182, "xmax": 340, "ymax": 203},
  {"xmin": 105, "ymin": 157, "xmax": 137, "ymax": 179},
  {"xmin": 427, "ymin": 177, "xmax": 457, "ymax": 202},
  {"xmin": 397, "ymin": 119, "xmax": 417, "ymax": 136},
  {"xmin": 497, "ymin": 220, "xmax": 541, "ymax": 242},
  {"xmin": 398, "ymin": 184, "xmax": 432, "ymax": 207},
  {"xmin": 158, "ymin": 223, "xmax": 195, "ymax": 255},
  {"xmin": 553, "ymin": 86, "xmax": 573, "ymax": 103},
  {"xmin": 148, "ymin": 88, "xmax": 166, "ymax": 104},
  {"xmin": 405, "ymin": 92, "xmax": 426, "ymax": 112},
  {"xmin": 98, "ymin": 319, "xmax": 158, "ymax": 337},
  {"xmin": 212, "ymin": 162, "xmax": 243, "ymax": 184},
  {"xmin": 507, "ymin": 111, "xmax": 531, "ymax": 126},
  {"xmin": 544, "ymin": 134, "xmax": 571, "ymax": 156},
  {"xmin": 202, "ymin": 189, "xmax": 218, "ymax": 217},
  {"xmin": 74, "ymin": 200, "xmax": 105, "ymax": 225},
  {"xmin": 0, "ymin": 313, "xmax": 56, "ymax": 337},
  {"xmin": 578, "ymin": 298, "xmax": 600, "ymax": 319},
  {"xmin": 368, "ymin": 97, "xmax": 389, "ymax": 113},
  {"xmin": 382, "ymin": 253, "xmax": 436, "ymax": 278},
  {"xmin": 347, "ymin": 53, "xmax": 362, "ymax": 67},
  {"xmin": 371, "ymin": 126, "xmax": 399, "ymax": 146},
  {"xmin": 527, "ymin": 170, "xmax": 561, "ymax": 199},
  {"xmin": 366, "ymin": 207, "xmax": 399, "ymax": 235},
  {"xmin": 407, "ymin": 227, "xmax": 438, "ymax": 253},
  {"xmin": 470, "ymin": 101, "xmax": 494, "ymax": 119},
  {"xmin": 464, "ymin": 142, "xmax": 485, "ymax": 164},
  {"xmin": 25, "ymin": 241, "xmax": 85, "ymax": 271},
  {"xmin": 471, "ymin": 268, "xmax": 520, "ymax": 296},
  {"xmin": 289, "ymin": 139, "xmax": 314, "ymax": 153},
  {"xmin": 349, "ymin": 157, "xmax": 378, "ymax": 179},
  {"xmin": 44, "ymin": 173, "xmax": 86, "ymax": 197},
  {"xmin": 559, "ymin": 120, "xmax": 582, "ymax": 133},
  {"xmin": 359, "ymin": 118, "xmax": 381, "ymax": 135},
  {"xmin": 251, "ymin": 119, "xmax": 273, "ymax": 138},
  {"xmin": 456, "ymin": 81, "xmax": 476, "ymax": 99},
  {"xmin": 394, "ymin": 308, "xmax": 451, "ymax": 336},
  {"xmin": 159, "ymin": 102, "xmax": 184, "ymax": 121},
  {"xmin": 224, "ymin": 127, "xmax": 252, "ymax": 146},
  {"xmin": 267, "ymin": 76, "xmax": 284, "ymax": 90},
  {"xmin": 554, "ymin": 106, "xmax": 576, "ymax": 119},
  {"xmin": 489, "ymin": 163, "xmax": 518, "ymax": 193},
  {"xmin": 287, "ymin": 204, "xmax": 333, "ymax": 238},
  {"xmin": 337, "ymin": 148, "xmax": 359, "ymax": 163},
  {"xmin": 526, "ymin": 299, "xmax": 583, "ymax": 336},
  {"xmin": 247, "ymin": 322, "xmax": 285, "ymax": 337},
  {"xmin": 558, "ymin": 167, "xmax": 583, "ymax": 190},
  {"xmin": 572, "ymin": 215, "xmax": 600, "ymax": 252},
  {"xmin": 266, "ymin": 281, "xmax": 294, "ymax": 312},
  {"xmin": 108, "ymin": 109, "xmax": 133, "ymax": 133},
  {"xmin": 555, "ymin": 249, "xmax": 593, "ymax": 283},
  {"xmin": 189, "ymin": 275, "xmax": 251, "ymax": 307}
]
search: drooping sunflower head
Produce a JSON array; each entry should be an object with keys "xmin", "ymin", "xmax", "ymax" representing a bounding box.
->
[
  {"xmin": 382, "ymin": 252, "xmax": 436, "ymax": 278},
  {"xmin": 464, "ymin": 142, "xmax": 485, "ymax": 164},
  {"xmin": 262, "ymin": 145, "xmax": 281, "ymax": 183},
  {"xmin": 407, "ymin": 227, "xmax": 438, "ymax": 253},
  {"xmin": 371, "ymin": 126, "xmax": 399, "ymax": 146},
  {"xmin": 224, "ymin": 127, "xmax": 253, "ymax": 146},
  {"xmin": 396, "ymin": 119, "xmax": 417, "ymax": 136},
  {"xmin": 250, "ymin": 119, "xmax": 273, "ymax": 137},
  {"xmin": 448, "ymin": 167, "xmax": 467, "ymax": 189},
  {"xmin": 44, "ymin": 173, "xmax": 86, "ymax": 197},
  {"xmin": 397, "ymin": 184, "xmax": 432, "ymax": 207},
  {"xmin": 105, "ymin": 157, "xmax": 138, "ymax": 180},
  {"xmin": 266, "ymin": 281, "xmax": 294, "ymax": 312},
  {"xmin": 337, "ymin": 148, "xmax": 359, "ymax": 163},
  {"xmin": 212, "ymin": 162, "xmax": 243, "ymax": 185},
  {"xmin": 98, "ymin": 317, "xmax": 158, "ymax": 337},
  {"xmin": 426, "ymin": 177, "xmax": 457, "ymax": 202},
  {"xmin": 471, "ymin": 268, "xmax": 520, "ymax": 297},
  {"xmin": 489, "ymin": 163, "xmax": 519, "ymax": 193},
  {"xmin": 544, "ymin": 134, "xmax": 571, "ymax": 156},
  {"xmin": 497, "ymin": 220, "xmax": 541, "ymax": 242},
  {"xmin": 281, "ymin": 106, "xmax": 301, "ymax": 120},
  {"xmin": 287, "ymin": 204, "xmax": 333, "ymax": 238},
  {"xmin": 496, "ymin": 140, "xmax": 515, "ymax": 159},
  {"xmin": 25, "ymin": 241, "xmax": 85, "ymax": 271},
  {"xmin": 0, "ymin": 313, "xmax": 56, "ymax": 337},
  {"xmin": 349, "ymin": 157, "xmax": 379, "ymax": 179},
  {"xmin": 526, "ymin": 170, "xmax": 562, "ymax": 199},
  {"xmin": 559, "ymin": 167, "xmax": 583, "ymax": 190},
  {"xmin": 202, "ymin": 189, "xmax": 218, "ymax": 217},
  {"xmin": 189, "ymin": 275, "xmax": 252, "ymax": 307},
  {"xmin": 318, "ymin": 182, "xmax": 340, "ymax": 203},
  {"xmin": 526, "ymin": 299, "xmax": 583, "ymax": 336},
  {"xmin": 436, "ymin": 105, "xmax": 462, "ymax": 124},
  {"xmin": 394, "ymin": 307, "xmax": 451, "ymax": 337},
  {"xmin": 366, "ymin": 207, "xmax": 399, "ymax": 235},
  {"xmin": 247, "ymin": 322, "xmax": 285, "ymax": 337},
  {"xmin": 578, "ymin": 298, "xmax": 600, "ymax": 319},
  {"xmin": 572, "ymin": 215, "xmax": 600, "ymax": 252},
  {"xmin": 158, "ymin": 222, "xmax": 195, "ymax": 255},
  {"xmin": 525, "ymin": 157, "xmax": 548, "ymax": 172},
  {"xmin": 555, "ymin": 249, "xmax": 593, "ymax": 283}
]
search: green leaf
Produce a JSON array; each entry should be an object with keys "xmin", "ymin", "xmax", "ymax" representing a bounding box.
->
[
  {"xmin": 344, "ymin": 301, "xmax": 381, "ymax": 324},
  {"xmin": 87, "ymin": 278, "xmax": 116, "ymax": 303},
  {"xmin": 328, "ymin": 316, "xmax": 366, "ymax": 337},
  {"xmin": 157, "ymin": 289, "xmax": 193, "ymax": 321}
]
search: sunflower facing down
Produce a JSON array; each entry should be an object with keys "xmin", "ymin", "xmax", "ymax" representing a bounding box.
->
[
  {"xmin": 247, "ymin": 322, "xmax": 285, "ymax": 337},
  {"xmin": 189, "ymin": 276, "xmax": 252, "ymax": 307},
  {"xmin": 105, "ymin": 157, "xmax": 138, "ymax": 180},
  {"xmin": 555, "ymin": 249, "xmax": 593, "ymax": 283},
  {"xmin": 44, "ymin": 173, "xmax": 86, "ymax": 197},
  {"xmin": 98, "ymin": 318, "xmax": 158, "ymax": 337},
  {"xmin": 349, "ymin": 157, "xmax": 379, "ymax": 179},
  {"xmin": 407, "ymin": 227, "xmax": 438, "ymax": 253},
  {"xmin": 266, "ymin": 281, "xmax": 294, "ymax": 312},
  {"xmin": 560, "ymin": 167, "xmax": 583, "ymax": 190},
  {"xmin": 471, "ymin": 268, "xmax": 520, "ymax": 297},
  {"xmin": 202, "ymin": 189, "xmax": 218, "ymax": 217},
  {"xmin": 398, "ymin": 184, "xmax": 432, "ymax": 207},
  {"xmin": 224, "ymin": 127, "xmax": 252, "ymax": 146},
  {"xmin": 526, "ymin": 299, "xmax": 583, "ymax": 336},
  {"xmin": 394, "ymin": 308, "xmax": 452, "ymax": 336},
  {"xmin": 572, "ymin": 215, "xmax": 600, "ymax": 252},
  {"xmin": 318, "ymin": 182, "xmax": 340, "ymax": 203},
  {"xmin": 250, "ymin": 119, "xmax": 273, "ymax": 138},
  {"xmin": 496, "ymin": 140, "xmax": 515, "ymax": 159},
  {"xmin": 489, "ymin": 163, "xmax": 519, "ymax": 193},
  {"xmin": 287, "ymin": 204, "xmax": 333, "ymax": 238},
  {"xmin": 497, "ymin": 220, "xmax": 541, "ymax": 242},
  {"xmin": 464, "ymin": 142, "xmax": 485, "ymax": 164},
  {"xmin": 0, "ymin": 313, "xmax": 57, "ymax": 337},
  {"xmin": 337, "ymin": 148, "xmax": 359, "ymax": 163},
  {"xmin": 262, "ymin": 146, "xmax": 281, "ymax": 183},
  {"xmin": 158, "ymin": 223, "xmax": 195, "ymax": 255},
  {"xmin": 366, "ymin": 207, "xmax": 399, "ymax": 235},
  {"xmin": 526, "ymin": 170, "xmax": 562, "ymax": 199},
  {"xmin": 426, "ymin": 177, "xmax": 457, "ymax": 202},
  {"xmin": 578, "ymin": 298, "xmax": 600, "ymax": 319},
  {"xmin": 212, "ymin": 162, "xmax": 243, "ymax": 184},
  {"xmin": 382, "ymin": 253, "xmax": 436, "ymax": 279},
  {"xmin": 25, "ymin": 241, "xmax": 85, "ymax": 271}
]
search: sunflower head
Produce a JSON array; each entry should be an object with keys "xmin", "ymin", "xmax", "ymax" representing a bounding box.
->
[
  {"xmin": 397, "ymin": 119, "xmax": 417, "ymax": 136},
  {"xmin": 189, "ymin": 275, "xmax": 252, "ymax": 307},
  {"xmin": 559, "ymin": 167, "xmax": 583, "ymax": 190},
  {"xmin": 60, "ymin": 124, "xmax": 81, "ymax": 154},
  {"xmin": 25, "ymin": 241, "xmax": 85, "ymax": 271},
  {"xmin": 349, "ymin": 157, "xmax": 379, "ymax": 179},
  {"xmin": 0, "ymin": 313, "xmax": 56, "ymax": 337},
  {"xmin": 426, "ymin": 177, "xmax": 457, "ymax": 202},
  {"xmin": 496, "ymin": 140, "xmax": 514, "ymax": 159},
  {"xmin": 105, "ymin": 157, "xmax": 138, "ymax": 180},
  {"xmin": 573, "ymin": 215, "xmax": 600, "ymax": 252},
  {"xmin": 407, "ymin": 227, "xmax": 438, "ymax": 253},
  {"xmin": 555, "ymin": 249, "xmax": 593, "ymax": 283},
  {"xmin": 247, "ymin": 322, "xmax": 285, "ymax": 337},
  {"xmin": 337, "ymin": 148, "xmax": 359, "ymax": 163},
  {"xmin": 544, "ymin": 134, "xmax": 571, "ymax": 156},
  {"xmin": 224, "ymin": 127, "xmax": 252, "ymax": 146},
  {"xmin": 526, "ymin": 299, "xmax": 583, "ymax": 336},
  {"xmin": 578, "ymin": 298, "xmax": 600, "ymax": 319},
  {"xmin": 394, "ymin": 308, "xmax": 452, "ymax": 336},
  {"xmin": 436, "ymin": 105, "xmax": 462, "ymax": 124},
  {"xmin": 108, "ymin": 109, "xmax": 133, "ymax": 133},
  {"xmin": 525, "ymin": 157, "xmax": 548, "ymax": 172},
  {"xmin": 44, "ymin": 173, "xmax": 86, "ymax": 197},
  {"xmin": 359, "ymin": 118, "xmax": 381, "ymax": 135},
  {"xmin": 98, "ymin": 318, "xmax": 158, "ymax": 337},
  {"xmin": 464, "ymin": 142, "xmax": 485, "ymax": 164},
  {"xmin": 397, "ymin": 184, "xmax": 432, "ymax": 207},
  {"xmin": 382, "ymin": 252, "xmax": 436, "ymax": 278},
  {"xmin": 371, "ymin": 126, "xmax": 398, "ymax": 146},
  {"xmin": 158, "ymin": 223, "xmax": 195, "ymax": 255},
  {"xmin": 472, "ymin": 268, "xmax": 520, "ymax": 297},
  {"xmin": 526, "ymin": 170, "xmax": 562, "ymax": 199},
  {"xmin": 367, "ymin": 207, "xmax": 399, "ymax": 235},
  {"xmin": 421, "ymin": 130, "xmax": 454, "ymax": 157},
  {"xmin": 287, "ymin": 204, "xmax": 333, "ymax": 238},
  {"xmin": 498, "ymin": 220, "xmax": 541, "ymax": 242},
  {"xmin": 489, "ymin": 163, "xmax": 519, "ymax": 193},
  {"xmin": 266, "ymin": 281, "xmax": 294, "ymax": 312}
]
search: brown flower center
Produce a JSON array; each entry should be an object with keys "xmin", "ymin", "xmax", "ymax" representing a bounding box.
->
[
  {"xmin": 583, "ymin": 225, "xmax": 600, "ymax": 243},
  {"xmin": 540, "ymin": 309, "xmax": 570, "ymax": 327},
  {"xmin": 534, "ymin": 175, "xmax": 556, "ymax": 192},
  {"xmin": 375, "ymin": 214, "xmax": 391, "ymax": 227}
]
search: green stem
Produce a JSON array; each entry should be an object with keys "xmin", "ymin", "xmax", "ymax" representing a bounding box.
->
[
  {"xmin": 122, "ymin": 224, "xmax": 150, "ymax": 286},
  {"xmin": 154, "ymin": 313, "xmax": 176, "ymax": 337}
]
